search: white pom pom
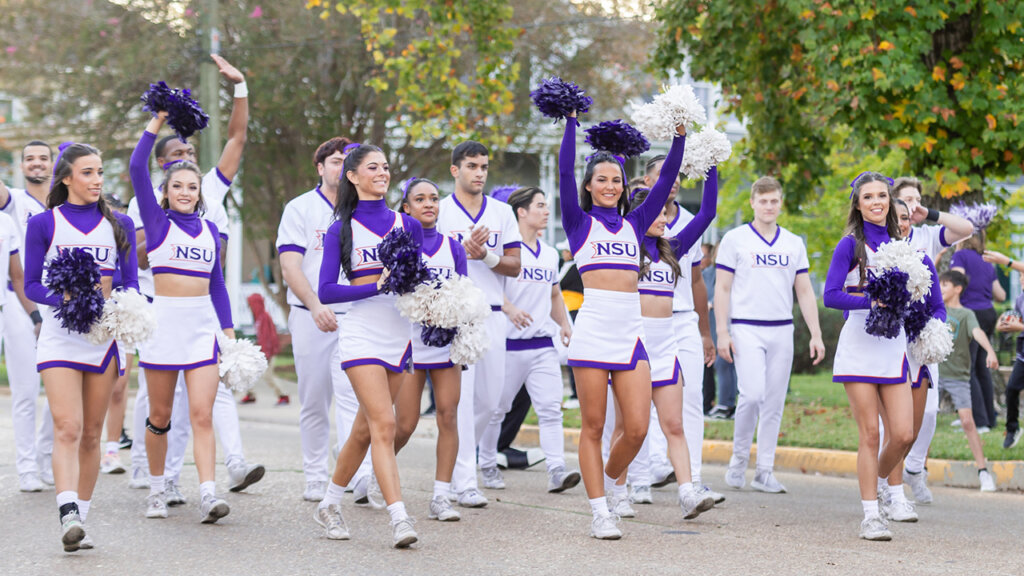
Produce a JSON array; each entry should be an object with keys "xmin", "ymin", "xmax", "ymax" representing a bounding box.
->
[
  {"xmin": 449, "ymin": 321, "xmax": 490, "ymax": 365},
  {"xmin": 631, "ymin": 84, "xmax": 707, "ymax": 141},
  {"xmin": 444, "ymin": 276, "xmax": 491, "ymax": 327},
  {"xmin": 85, "ymin": 289, "xmax": 156, "ymax": 348},
  {"xmin": 680, "ymin": 127, "xmax": 732, "ymax": 180},
  {"xmin": 873, "ymin": 240, "xmax": 931, "ymax": 301},
  {"xmin": 396, "ymin": 282, "xmax": 440, "ymax": 325},
  {"xmin": 216, "ymin": 334, "xmax": 269, "ymax": 393},
  {"xmin": 909, "ymin": 318, "xmax": 954, "ymax": 365}
]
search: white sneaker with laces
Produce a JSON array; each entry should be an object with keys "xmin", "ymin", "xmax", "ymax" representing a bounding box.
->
[
  {"xmin": 78, "ymin": 532, "xmax": 94, "ymax": 550},
  {"xmin": 304, "ymin": 480, "xmax": 328, "ymax": 502},
  {"xmin": 751, "ymin": 469, "xmax": 787, "ymax": 494},
  {"xmin": 228, "ymin": 462, "xmax": 265, "ymax": 492},
  {"xmin": 60, "ymin": 511, "xmax": 84, "ymax": 552},
  {"xmin": 699, "ymin": 484, "xmax": 725, "ymax": 504},
  {"xmin": 546, "ymin": 466, "xmax": 581, "ymax": 493},
  {"xmin": 481, "ymin": 466, "xmax": 505, "ymax": 489},
  {"xmin": 428, "ymin": 495, "xmax": 461, "ymax": 521},
  {"xmin": 146, "ymin": 493, "xmax": 168, "ymax": 519},
  {"xmin": 314, "ymin": 504, "xmax": 350, "ymax": 540},
  {"xmin": 608, "ymin": 493, "xmax": 636, "ymax": 518},
  {"xmin": 629, "ymin": 484, "xmax": 652, "ymax": 504},
  {"xmin": 391, "ymin": 517, "xmax": 418, "ymax": 548},
  {"xmin": 18, "ymin": 473, "xmax": 44, "ymax": 493},
  {"xmin": 903, "ymin": 469, "xmax": 933, "ymax": 504},
  {"xmin": 200, "ymin": 494, "xmax": 230, "ymax": 524},
  {"xmin": 882, "ymin": 498, "xmax": 918, "ymax": 522},
  {"xmin": 859, "ymin": 514, "xmax": 892, "ymax": 541},
  {"xmin": 590, "ymin": 514, "xmax": 622, "ymax": 540},
  {"xmin": 679, "ymin": 485, "xmax": 715, "ymax": 520},
  {"xmin": 979, "ymin": 469, "xmax": 997, "ymax": 492},
  {"xmin": 128, "ymin": 467, "xmax": 149, "ymax": 489},
  {"xmin": 165, "ymin": 480, "xmax": 186, "ymax": 506},
  {"xmin": 725, "ymin": 458, "xmax": 747, "ymax": 489},
  {"xmin": 650, "ymin": 464, "xmax": 676, "ymax": 488},
  {"xmin": 100, "ymin": 452, "xmax": 125, "ymax": 474},
  {"xmin": 456, "ymin": 487, "xmax": 488, "ymax": 508}
]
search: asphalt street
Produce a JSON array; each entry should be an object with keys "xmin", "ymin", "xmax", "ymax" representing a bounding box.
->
[{"xmin": 0, "ymin": 393, "xmax": 1020, "ymax": 576}]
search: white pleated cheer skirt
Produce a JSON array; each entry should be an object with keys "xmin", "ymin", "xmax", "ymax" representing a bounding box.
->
[
  {"xmin": 567, "ymin": 288, "xmax": 648, "ymax": 371},
  {"xmin": 411, "ymin": 323, "xmax": 454, "ymax": 370},
  {"xmin": 139, "ymin": 295, "xmax": 219, "ymax": 370},
  {"xmin": 906, "ymin": 354, "xmax": 938, "ymax": 389},
  {"xmin": 36, "ymin": 308, "xmax": 122, "ymax": 375},
  {"xmin": 340, "ymin": 293, "xmax": 412, "ymax": 373},
  {"xmin": 643, "ymin": 316, "xmax": 681, "ymax": 387},
  {"xmin": 832, "ymin": 309, "xmax": 909, "ymax": 385}
]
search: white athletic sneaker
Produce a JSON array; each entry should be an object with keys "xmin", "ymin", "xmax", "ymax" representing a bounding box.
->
[
  {"xmin": 60, "ymin": 511, "xmax": 84, "ymax": 552},
  {"xmin": 679, "ymin": 484, "xmax": 715, "ymax": 520},
  {"xmin": 608, "ymin": 493, "xmax": 636, "ymax": 518},
  {"xmin": 590, "ymin": 514, "xmax": 622, "ymax": 540},
  {"xmin": 165, "ymin": 480, "xmax": 186, "ymax": 506},
  {"xmin": 200, "ymin": 494, "xmax": 230, "ymax": 524},
  {"xmin": 903, "ymin": 469, "xmax": 933, "ymax": 504},
  {"xmin": 39, "ymin": 454, "xmax": 54, "ymax": 486},
  {"xmin": 876, "ymin": 477, "xmax": 888, "ymax": 498},
  {"xmin": 650, "ymin": 464, "xmax": 676, "ymax": 488},
  {"xmin": 78, "ymin": 532, "xmax": 94, "ymax": 550},
  {"xmin": 128, "ymin": 467, "xmax": 149, "ymax": 489},
  {"xmin": 546, "ymin": 466, "xmax": 581, "ymax": 493},
  {"xmin": 481, "ymin": 466, "xmax": 505, "ymax": 490},
  {"xmin": 751, "ymin": 469, "xmax": 787, "ymax": 494},
  {"xmin": 725, "ymin": 458, "xmax": 747, "ymax": 489},
  {"xmin": 227, "ymin": 462, "xmax": 265, "ymax": 492},
  {"xmin": 391, "ymin": 517, "xmax": 418, "ymax": 548},
  {"xmin": 314, "ymin": 504, "xmax": 350, "ymax": 540},
  {"xmin": 629, "ymin": 484, "xmax": 653, "ymax": 504},
  {"xmin": 428, "ymin": 495, "xmax": 461, "ymax": 521},
  {"xmin": 859, "ymin": 515, "xmax": 892, "ymax": 541},
  {"xmin": 366, "ymin": 474, "xmax": 385, "ymax": 509},
  {"xmin": 698, "ymin": 484, "xmax": 725, "ymax": 504},
  {"xmin": 456, "ymin": 488, "xmax": 488, "ymax": 508},
  {"xmin": 977, "ymin": 426, "xmax": 991, "ymax": 434},
  {"xmin": 979, "ymin": 469, "xmax": 996, "ymax": 492},
  {"xmin": 100, "ymin": 452, "xmax": 125, "ymax": 475},
  {"xmin": 882, "ymin": 498, "xmax": 919, "ymax": 522},
  {"xmin": 304, "ymin": 480, "xmax": 327, "ymax": 502},
  {"xmin": 18, "ymin": 473, "xmax": 44, "ymax": 493},
  {"xmin": 524, "ymin": 447, "xmax": 547, "ymax": 468},
  {"xmin": 146, "ymin": 493, "xmax": 168, "ymax": 519}
]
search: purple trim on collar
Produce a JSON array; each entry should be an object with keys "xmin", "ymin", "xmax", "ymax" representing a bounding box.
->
[
  {"xmin": 666, "ymin": 202, "xmax": 682, "ymax": 230},
  {"xmin": 523, "ymin": 239, "xmax": 542, "ymax": 259},
  {"xmin": 315, "ymin": 185, "xmax": 335, "ymax": 209},
  {"xmin": 422, "ymin": 228, "xmax": 445, "ymax": 257},
  {"xmin": 590, "ymin": 205, "xmax": 624, "ymax": 233},
  {"xmin": 747, "ymin": 222, "xmax": 780, "ymax": 247},
  {"xmin": 452, "ymin": 193, "xmax": 486, "ymax": 224}
]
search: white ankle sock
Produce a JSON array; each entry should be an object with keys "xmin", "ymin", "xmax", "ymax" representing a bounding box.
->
[
  {"xmin": 862, "ymin": 499, "xmax": 879, "ymax": 518},
  {"xmin": 433, "ymin": 481, "xmax": 451, "ymax": 500},
  {"xmin": 199, "ymin": 481, "xmax": 216, "ymax": 500},
  {"xmin": 603, "ymin": 471, "xmax": 617, "ymax": 495},
  {"xmin": 56, "ymin": 490, "xmax": 78, "ymax": 507},
  {"xmin": 105, "ymin": 441, "xmax": 119, "ymax": 454},
  {"xmin": 150, "ymin": 474, "xmax": 165, "ymax": 496},
  {"xmin": 589, "ymin": 496, "xmax": 610, "ymax": 518},
  {"xmin": 77, "ymin": 499, "xmax": 91, "ymax": 522},
  {"xmin": 320, "ymin": 481, "xmax": 346, "ymax": 509},
  {"xmin": 677, "ymin": 482, "xmax": 693, "ymax": 499},
  {"xmin": 888, "ymin": 484, "xmax": 906, "ymax": 504},
  {"xmin": 386, "ymin": 501, "xmax": 408, "ymax": 523}
]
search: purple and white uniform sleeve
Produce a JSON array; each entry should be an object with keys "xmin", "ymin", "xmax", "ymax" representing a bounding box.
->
[
  {"xmin": 923, "ymin": 254, "xmax": 946, "ymax": 322},
  {"xmin": 24, "ymin": 212, "xmax": 60, "ymax": 307},
  {"xmin": 823, "ymin": 236, "xmax": 871, "ymax": 310},
  {"xmin": 317, "ymin": 220, "xmax": 380, "ymax": 304},
  {"xmin": 451, "ymin": 240, "xmax": 468, "ymax": 276},
  {"xmin": 276, "ymin": 200, "xmax": 307, "ymax": 255},
  {"xmin": 130, "ymin": 131, "xmax": 171, "ymax": 250},
  {"xmin": 667, "ymin": 165, "xmax": 716, "ymax": 259},
  {"xmin": 116, "ymin": 213, "xmax": 140, "ymax": 292},
  {"xmin": 206, "ymin": 221, "xmax": 233, "ymax": 329},
  {"xmin": 558, "ymin": 120, "xmax": 588, "ymax": 252}
]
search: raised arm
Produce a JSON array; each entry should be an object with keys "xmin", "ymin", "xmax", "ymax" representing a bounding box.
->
[
  {"xmin": 668, "ymin": 165, "xmax": 717, "ymax": 259},
  {"xmin": 558, "ymin": 116, "xmax": 586, "ymax": 244},
  {"xmin": 317, "ymin": 221, "xmax": 381, "ymax": 304},
  {"xmin": 130, "ymin": 117, "xmax": 171, "ymax": 248},
  {"xmin": 822, "ymin": 236, "xmax": 871, "ymax": 310},
  {"xmin": 211, "ymin": 54, "xmax": 248, "ymax": 184},
  {"xmin": 630, "ymin": 133, "xmax": 686, "ymax": 235}
]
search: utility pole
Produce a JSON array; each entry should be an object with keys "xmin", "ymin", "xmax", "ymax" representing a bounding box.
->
[{"xmin": 199, "ymin": 0, "xmax": 221, "ymax": 170}]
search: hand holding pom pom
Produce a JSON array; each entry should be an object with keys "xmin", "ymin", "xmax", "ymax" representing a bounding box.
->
[
  {"xmin": 140, "ymin": 81, "xmax": 210, "ymax": 142},
  {"xmin": 217, "ymin": 334, "xmax": 269, "ymax": 393},
  {"xmin": 45, "ymin": 248, "xmax": 105, "ymax": 334},
  {"xmin": 631, "ymin": 84, "xmax": 707, "ymax": 141},
  {"xmin": 531, "ymin": 77, "xmax": 594, "ymax": 124},
  {"xmin": 872, "ymin": 240, "xmax": 930, "ymax": 301},
  {"xmin": 863, "ymin": 268, "xmax": 911, "ymax": 339},
  {"xmin": 86, "ymin": 289, "xmax": 157, "ymax": 347},
  {"xmin": 680, "ymin": 127, "xmax": 732, "ymax": 180}
]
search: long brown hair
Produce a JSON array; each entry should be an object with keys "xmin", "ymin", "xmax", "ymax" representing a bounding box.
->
[
  {"xmin": 629, "ymin": 188, "xmax": 681, "ymax": 282},
  {"xmin": 49, "ymin": 143, "xmax": 130, "ymax": 252},
  {"xmin": 845, "ymin": 171, "xmax": 900, "ymax": 288}
]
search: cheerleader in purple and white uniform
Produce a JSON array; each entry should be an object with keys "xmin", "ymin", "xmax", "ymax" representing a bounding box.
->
[
  {"xmin": 823, "ymin": 172, "xmax": 916, "ymax": 541},
  {"xmin": 559, "ymin": 110, "xmax": 689, "ymax": 539},
  {"xmin": 24, "ymin": 143, "xmax": 138, "ymax": 551},
  {"xmin": 316, "ymin": 144, "xmax": 422, "ymax": 548},
  {"xmin": 130, "ymin": 113, "xmax": 234, "ymax": 525},
  {"xmin": 393, "ymin": 177, "xmax": 465, "ymax": 522}
]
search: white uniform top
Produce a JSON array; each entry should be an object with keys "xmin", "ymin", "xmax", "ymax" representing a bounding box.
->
[
  {"xmin": 47, "ymin": 205, "xmax": 118, "ymax": 273},
  {"xmin": 0, "ymin": 212, "xmax": 20, "ymax": 307},
  {"xmin": 907, "ymin": 224, "xmax": 948, "ymax": 262},
  {"xmin": 665, "ymin": 204, "xmax": 705, "ymax": 312},
  {"xmin": 505, "ymin": 239, "xmax": 559, "ymax": 341},
  {"xmin": 350, "ymin": 211, "xmax": 405, "ymax": 278},
  {"xmin": 436, "ymin": 193, "xmax": 521, "ymax": 307},
  {"xmin": 147, "ymin": 218, "xmax": 218, "ymax": 277},
  {"xmin": 1, "ymin": 187, "xmax": 47, "ymax": 267},
  {"xmin": 570, "ymin": 218, "xmax": 641, "ymax": 275},
  {"xmin": 638, "ymin": 256, "xmax": 678, "ymax": 298},
  {"xmin": 276, "ymin": 186, "xmax": 351, "ymax": 314},
  {"xmin": 716, "ymin": 223, "xmax": 809, "ymax": 324},
  {"xmin": 422, "ymin": 234, "xmax": 459, "ymax": 281},
  {"xmin": 129, "ymin": 168, "xmax": 229, "ymax": 297}
]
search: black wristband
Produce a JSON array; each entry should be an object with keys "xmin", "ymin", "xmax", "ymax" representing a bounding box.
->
[
  {"xmin": 30, "ymin": 310, "xmax": 42, "ymax": 325},
  {"xmin": 926, "ymin": 208, "xmax": 940, "ymax": 223}
]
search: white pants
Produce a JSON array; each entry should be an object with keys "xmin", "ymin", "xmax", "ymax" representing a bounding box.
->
[
  {"xmin": 4, "ymin": 295, "xmax": 54, "ymax": 475},
  {"xmin": 290, "ymin": 307, "xmax": 369, "ymax": 484},
  {"xmin": 452, "ymin": 310, "xmax": 506, "ymax": 491},
  {"xmin": 478, "ymin": 346, "xmax": 565, "ymax": 471},
  {"xmin": 730, "ymin": 322, "xmax": 795, "ymax": 470}
]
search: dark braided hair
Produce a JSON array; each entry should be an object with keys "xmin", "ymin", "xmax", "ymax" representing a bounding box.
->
[
  {"xmin": 629, "ymin": 188, "xmax": 681, "ymax": 282},
  {"xmin": 332, "ymin": 144, "xmax": 385, "ymax": 278}
]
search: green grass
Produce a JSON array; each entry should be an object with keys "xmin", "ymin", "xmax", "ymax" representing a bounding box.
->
[{"xmin": 528, "ymin": 372, "xmax": 1024, "ymax": 462}]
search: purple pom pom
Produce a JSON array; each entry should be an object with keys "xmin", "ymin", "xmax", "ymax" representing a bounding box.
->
[
  {"xmin": 45, "ymin": 248, "xmax": 105, "ymax": 334},
  {"xmin": 863, "ymin": 268, "xmax": 912, "ymax": 339},
  {"xmin": 378, "ymin": 228, "xmax": 434, "ymax": 295},
  {"xmin": 530, "ymin": 77, "xmax": 593, "ymax": 123},
  {"xmin": 865, "ymin": 306, "xmax": 904, "ymax": 339},
  {"xmin": 584, "ymin": 120, "xmax": 650, "ymax": 159},
  {"xmin": 950, "ymin": 202, "xmax": 998, "ymax": 231},
  {"xmin": 421, "ymin": 324, "xmax": 457, "ymax": 348},
  {"xmin": 904, "ymin": 299, "xmax": 931, "ymax": 342},
  {"xmin": 489, "ymin": 184, "xmax": 520, "ymax": 203},
  {"xmin": 141, "ymin": 81, "xmax": 210, "ymax": 142}
]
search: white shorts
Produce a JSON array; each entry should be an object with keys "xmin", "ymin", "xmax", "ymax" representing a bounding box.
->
[
  {"xmin": 410, "ymin": 323, "xmax": 454, "ymax": 370},
  {"xmin": 139, "ymin": 295, "xmax": 219, "ymax": 370},
  {"xmin": 833, "ymin": 309, "xmax": 909, "ymax": 385},
  {"xmin": 36, "ymin": 311, "xmax": 122, "ymax": 375},
  {"xmin": 568, "ymin": 288, "xmax": 647, "ymax": 371},
  {"xmin": 643, "ymin": 316, "xmax": 680, "ymax": 387},
  {"xmin": 340, "ymin": 293, "xmax": 412, "ymax": 373}
]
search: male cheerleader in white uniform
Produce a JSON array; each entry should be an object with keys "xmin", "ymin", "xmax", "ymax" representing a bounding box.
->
[
  {"xmin": 126, "ymin": 55, "xmax": 263, "ymax": 498},
  {"xmin": 436, "ymin": 141, "xmax": 521, "ymax": 506},
  {"xmin": 278, "ymin": 137, "xmax": 371, "ymax": 502},
  {"xmin": 889, "ymin": 177, "xmax": 972, "ymax": 504},
  {"xmin": 0, "ymin": 141, "xmax": 56, "ymax": 492},
  {"xmin": 716, "ymin": 176, "xmax": 825, "ymax": 493}
]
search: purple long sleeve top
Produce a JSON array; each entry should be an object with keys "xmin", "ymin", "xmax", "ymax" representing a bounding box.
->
[
  {"xmin": 24, "ymin": 202, "xmax": 139, "ymax": 307},
  {"xmin": 130, "ymin": 130, "xmax": 233, "ymax": 329}
]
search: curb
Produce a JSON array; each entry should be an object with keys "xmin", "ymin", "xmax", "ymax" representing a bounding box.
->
[{"xmin": 513, "ymin": 425, "xmax": 1024, "ymax": 491}]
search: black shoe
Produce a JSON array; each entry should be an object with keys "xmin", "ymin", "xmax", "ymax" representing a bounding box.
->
[
  {"xmin": 1004, "ymin": 428, "xmax": 1022, "ymax": 449},
  {"xmin": 706, "ymin": 405, "xmax": 735, "ymax": 421},
  {"xmin": 118, "ymin": 429, "xmax": 133, "ymax": 450},
  {"xmin": 421, "ymin": 406, "xmax": 436, "ymax": 417}
]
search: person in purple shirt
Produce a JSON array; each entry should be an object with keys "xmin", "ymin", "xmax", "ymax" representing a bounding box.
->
[
  {"xmin": 951, "ymin": 235, "xmax": 1006, "ymax": 431},
  {"xmin": 24, "ymin": 143, "xmax": 138, "ymax": 552}
]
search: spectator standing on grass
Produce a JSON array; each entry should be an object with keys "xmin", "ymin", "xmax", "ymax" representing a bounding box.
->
[
  {"xmin": 982, "ymin": 251, "xmax": 1024, "ymax": 450},
  {"xmin": 936, "ymin": 270, "xmax": 999, "ymax": 492}
]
